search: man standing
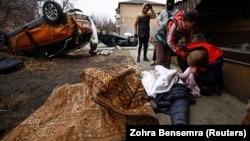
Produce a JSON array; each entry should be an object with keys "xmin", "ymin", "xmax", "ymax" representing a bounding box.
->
[
  {"xmin": 134, "ymin": 3, "xmax": 156, "ymax": 62},
  {"xmin": 151, "ymin": 0, "xmax": 179, "ymax": 66}
]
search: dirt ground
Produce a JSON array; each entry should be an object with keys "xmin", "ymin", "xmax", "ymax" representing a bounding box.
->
[
  {"xmin": 0, "ymin": 48, "xmax": 136, "ymax": 139},
  {"xmin": 0, "ymin": 46, "xmax": 249, "ymax": 139}
]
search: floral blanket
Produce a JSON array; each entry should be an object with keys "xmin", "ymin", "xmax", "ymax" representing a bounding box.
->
[{"xmin": 2, "ymin": 65, "xmax": 158, "ymax": 141}]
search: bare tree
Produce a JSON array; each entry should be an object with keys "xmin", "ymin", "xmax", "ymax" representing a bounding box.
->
[
  {"xmin": 90, "ymin": 14, "xmax": 115, "ymax": 32},
  {"xmin": 0, "ymin": 0, "xmax": 76, "ymax": 30},
  {"xmin": 0, "ymin": 0, "xmax": 40, "ymax": 30}
]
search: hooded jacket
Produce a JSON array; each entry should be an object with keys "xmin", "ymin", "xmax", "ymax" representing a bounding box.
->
[
  {"xmin": 154, "ymin": 11, "xmax": 192, "ymax": 53},
  {"xmin": 157, "ymin": 7, "xmax": 179, "ymax": 26}
]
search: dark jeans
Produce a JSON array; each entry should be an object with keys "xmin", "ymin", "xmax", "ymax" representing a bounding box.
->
[
  {"xmin": 137, "ymin": 36, "xmax": 149, "ymax": 59},
  {"xmin": 155, "ymin": 84, "xmax": 190, "ymax": 125}
]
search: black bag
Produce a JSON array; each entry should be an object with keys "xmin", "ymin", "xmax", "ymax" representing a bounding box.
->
[{"xmin": 0, "ymin": 57, "xmax": 24, "ymax": 74}]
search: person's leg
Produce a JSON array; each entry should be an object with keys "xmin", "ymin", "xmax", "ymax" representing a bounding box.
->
[
  {"xmin": 155, "ymin": 43, "xmax": 172, "ymax": 69},
  {"xmin": 137, "ymin": 37, "xmax": 143, "ymax": 62},
  {"xmin": 170, "ymin": 98, "xmax": 189, "ymax": 125},
  {"xmin": 155, "ymin": 42, "xmax": 167, "ymax": 67},
  {"xmin": 150, "ymin": 48, "xmax": 156, "ymax": 66},
  {"xmin": 154, "ymin": 84, "xmax": 190, "ymax": 125},
  {"xmin": 143, "ymin": 37, "xmax": 150, "ymax": 61},
  {"xmin": 168, "ymin": 84, "xmax": 190, "ymax": 125}
]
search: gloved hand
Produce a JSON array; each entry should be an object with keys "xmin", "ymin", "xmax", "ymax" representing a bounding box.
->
[
  {"xmin": 134, "ymin": 34, "xmax": 138, "ymax": 38},
  {"xmin": 176, "ymin": 47, "xmax": 188, "ymax": 60}
]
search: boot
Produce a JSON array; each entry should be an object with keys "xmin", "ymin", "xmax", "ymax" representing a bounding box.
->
[
  {"xmin": 143, "ymin": 57, "xmax": 150, "ymax": 61},
  {"xmin": 137, "ymin": 57, "xmax": 140, "ymax": 62}
]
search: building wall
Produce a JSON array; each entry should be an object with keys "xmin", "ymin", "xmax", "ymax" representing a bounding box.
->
[{"xmin": 117, "ymin": 3, "xmax": 164, "ymax": 42}]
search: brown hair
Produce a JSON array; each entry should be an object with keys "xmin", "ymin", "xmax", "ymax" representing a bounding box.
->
[
  {"xmin": 187, "ymin": 50, "xmax": 206, "ymax": 67},
  {"xmin": 183, "ymin": 10, "xmax": 199, "ymax": 23}
]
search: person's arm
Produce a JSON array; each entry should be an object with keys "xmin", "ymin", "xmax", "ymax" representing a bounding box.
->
[
  {"xmin": 157, "ymin": 11, "xmax": 164, "ymax": 26},
  {"xmin": 149, "ymin": 8, "xmax": 156, "ymax": 19},
  {"xmin": 178, "ymin": 67, "xmax": 190, "ymax": 80},
  {"xmin": 134, "ymin": 15, "xmax": 139, "ymax": 36},
  {"xmin": 166, "ymin": 21, "xmax": 180, "ymax": 52}
]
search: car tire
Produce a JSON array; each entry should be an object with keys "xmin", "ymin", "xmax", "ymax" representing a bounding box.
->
[
  {"xmin": 128, "ymin": 36, "xmax": 137, "ymax": 46},
  {"xmin": 100, "ymin": 29, "xmax": 108, "ymax": 36},
  {"xmin": 42, "ymin": 1, "xmax": 64, "ymax": 25},
  {"xmin": 128, "ymin": 36, "xmax": 135, "ymax": 43},
  {"xmin": 0, "ymin": 29, "xmax": 9, "ymax": 51}
]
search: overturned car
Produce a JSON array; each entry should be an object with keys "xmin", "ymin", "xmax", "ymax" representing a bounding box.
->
[
  {"xmin": 97, "ymin": 29, "xmax": 137, "ymax": 47},
  {"xmin": 0, "ymin": 1, "xmax": 98, "ymax": 58}
]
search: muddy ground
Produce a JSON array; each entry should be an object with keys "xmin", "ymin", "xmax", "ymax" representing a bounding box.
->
[{"xmin": 0, "ymin": 48, "xmax": 135, "ymax": 139}]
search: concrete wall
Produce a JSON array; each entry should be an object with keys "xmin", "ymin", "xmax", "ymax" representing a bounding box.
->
[{"xmin": 118, "ymin": 3, "xmax": 164, "ymax": 41}]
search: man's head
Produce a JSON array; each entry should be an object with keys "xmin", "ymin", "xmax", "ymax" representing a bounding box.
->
[
  {"xmin": 187, "ymin": 50, "xmax": 206, "ymax": 67},
  {"xmin": 166, "ymin": 0, "xmax": 175, "ymax": 10},
  {"xmin": 142, "ymin": 3, "xmax": 151, "ymax": 14},
  {"xmin": 180, "ymin": 10, "xmax": 198, "ymax": 30}
]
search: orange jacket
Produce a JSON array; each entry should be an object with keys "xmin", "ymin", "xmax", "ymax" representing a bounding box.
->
[{"xmin": 187, "ymin": 42, "xmax": 223, "ymax": 64}]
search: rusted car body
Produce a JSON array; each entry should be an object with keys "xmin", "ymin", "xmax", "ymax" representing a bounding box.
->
[{"xmin": 0, "ymin": 1, "xmax": 98, "ymax": 58}]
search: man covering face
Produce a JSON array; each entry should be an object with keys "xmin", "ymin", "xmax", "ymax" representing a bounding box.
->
[{"xmin": 166, "ymin": 0, "xmax": 175, "ymax": 10}]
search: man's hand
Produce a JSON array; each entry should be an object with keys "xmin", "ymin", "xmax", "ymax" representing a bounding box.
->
[
  {"xmin": 147, "ymin": 3, "xmax": 152, "ymax": 9},
  {"xmin": 180, "ymin": 51, "xmax": 189, "ymax": 60}
]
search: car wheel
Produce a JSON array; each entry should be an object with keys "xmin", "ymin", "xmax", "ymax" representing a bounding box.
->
[
  {"xmin": 42, "ymin": 1, "xmax": 64, "ymax": 25},
  {"xmin": 0, "ymin": 29, "xmax": 8, "ymax": 51},
  {"xmin": 100, "ymin": 29, "xmax": 108, "ymax": 36},
  {"xmin": 128, "ymin": 36, "xmax": 135, "ymax": 43}
]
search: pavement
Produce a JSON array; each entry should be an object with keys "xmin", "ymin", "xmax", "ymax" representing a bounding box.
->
[{"xmin": 122, "ymin": 43, "xmax": 247, "ymax": 125}]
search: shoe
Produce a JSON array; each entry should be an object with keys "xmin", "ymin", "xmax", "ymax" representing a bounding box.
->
[
  {"xmin": 150, "ymin": 61, "xmax": 155, "ymax": 66},
  {"xmin": 137, "ymin": 58, "xmax": 140, "ymax": 62},
  {"xmin": 143, "ymin": 57, "xmax": 150, "ymax": 61}
]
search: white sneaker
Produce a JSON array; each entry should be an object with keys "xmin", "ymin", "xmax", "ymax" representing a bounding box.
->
[{"xmin": 150, "ymin": 61, "xmax": 155, "ymax": 66}]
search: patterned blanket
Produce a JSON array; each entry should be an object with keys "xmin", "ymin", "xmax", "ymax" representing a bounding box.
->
[{"xmin": 2, "ymin": 65, "xmax": 158, "ymax": 141}]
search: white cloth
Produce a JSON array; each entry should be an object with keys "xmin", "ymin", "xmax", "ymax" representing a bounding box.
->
[{"xmin": 141, "ymin": 65, "xmax": 181, "ymax": 98}]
